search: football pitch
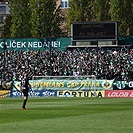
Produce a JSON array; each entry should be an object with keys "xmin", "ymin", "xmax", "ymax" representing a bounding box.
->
[{"xmin": 0, "ymin": 97, "xmax": 133, "ymax": 133}]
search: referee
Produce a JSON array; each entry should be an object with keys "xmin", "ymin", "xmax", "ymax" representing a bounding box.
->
[{"xmin": 20, "ymin": 73, "xmax": 31, "ymax": 110}]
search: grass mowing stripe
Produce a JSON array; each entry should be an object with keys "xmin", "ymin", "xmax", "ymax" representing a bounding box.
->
[
  {"xmin": 1, "ymin": 110, "xmax": 132, "ymax": 133},
  {"xmin": 0, "ymin": 97, "xmax": 133, "ymax": 133}
]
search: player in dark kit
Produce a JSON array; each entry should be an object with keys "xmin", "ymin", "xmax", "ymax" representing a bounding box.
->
[{"xmin": 20, "ymin": 73, "xmax": 31, "ymax": 110}]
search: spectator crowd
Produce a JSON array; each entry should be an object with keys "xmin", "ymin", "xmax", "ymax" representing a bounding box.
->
[{"xmin": 0, "ymin": 47, "xmax": 133, "ymax": 81}]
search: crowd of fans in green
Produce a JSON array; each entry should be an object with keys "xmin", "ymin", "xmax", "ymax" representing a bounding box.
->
[{"xmin": 0, "ymin": 47, "xmax": 133, "ymax": 81}]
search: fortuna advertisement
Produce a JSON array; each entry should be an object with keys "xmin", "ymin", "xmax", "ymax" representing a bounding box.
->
[{"xmin": 57, "ymin": 90, "xmax": 104, "ymax": 97}]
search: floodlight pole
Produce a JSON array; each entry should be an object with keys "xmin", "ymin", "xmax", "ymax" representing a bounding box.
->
[
  {"xmin": 49, "ymin": 39, "xmax": 52, "ymax": 67},
  {"xmin": 96, "ymin": 36, "xmax": 99, "ymax": 79},
  {"xmin": 3, "ymin": 38, "xmax": 7, "ymax": 71}
]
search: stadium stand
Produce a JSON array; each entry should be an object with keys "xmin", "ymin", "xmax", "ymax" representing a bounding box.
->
[{"xmin": 0, "ymin": 46, "xmax": 133, "ymax": 82}]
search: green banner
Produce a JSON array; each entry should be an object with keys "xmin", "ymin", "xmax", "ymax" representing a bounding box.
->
[
  {"xmin": 0, "ymin": 37, "xmax": 71, "ymax": 51},
  {"xmin": 118, "ymin": 36, "xmax": 133, "ymax": 45},
  {"xmin": 13, "ymin": 79, "xmax": 114, "ymax": 91},
  {"xmin": 0, "ymin": 36, "xmax": 132, "ymax": 51}
]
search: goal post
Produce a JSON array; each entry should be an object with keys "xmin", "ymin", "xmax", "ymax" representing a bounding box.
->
[{"xmin": 32, "ymin": 75, "xmax": 97, "ymax": 96}]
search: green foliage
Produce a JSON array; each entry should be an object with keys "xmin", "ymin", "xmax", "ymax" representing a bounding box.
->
[
  {"xmin": 7, "ymin": 0, "xmax": 66, "ymax": 38},
  {"xmin": 2, "ymin": 0, "xmax": 133, "ymax": 37},
  {"xmin": 10, "ymin": 0, "xmax": 31, "ymax": 38},
  {"xmin": 31, "ymin": 0, "xmax": 66, "ymax": 37},
  {"xmin": 94, "ymin": 0, "xmax": 111, "ymax": 21},
  {"xmin": 67, "ymin": 0, "xmax": 133, "ymax": 36},
  {"xmin": 1, "ymin": 15, "xmax": 12, "ymax": 38},
  {"xmin": 29, "ymin": 0, "xmax": 40, "ymax": 37},
  {"xmin": 67, "ymin": 0, "xmax": 94, "ymax": 33},
  {"xmin": 9, "ymin": 0, "xmax": 66, "ymax": 38},
  {"xmin": 110, "ymin": 0, "xmax": 133, "ymax": 35}
]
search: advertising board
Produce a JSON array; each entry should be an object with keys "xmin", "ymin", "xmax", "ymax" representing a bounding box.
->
[
  {"xmin": 10, "ymin": 90, "xmax": 57, "ymax": 97},
  {"xmin": 57, "ymin": 90, "xmax": 104, "ymax": 97},
  {"xmin": 0, "ymin": 90, "xmax": 10, "ymax": 98},
  {"xmin": 0, "ymin": 37, "xmax": 71, "ymax": 51},
  {"xmin": 105, "ymin": 90, "xmax": 133, "ymax": 98},
  {"xmin": 113, "ymin": 80, "xmax": 133, "ymax": 90}
]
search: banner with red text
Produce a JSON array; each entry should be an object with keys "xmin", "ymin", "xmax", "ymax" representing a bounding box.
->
[{"xmin": 105, "ymin": 90, "xmax": 133, "ymax": 98}]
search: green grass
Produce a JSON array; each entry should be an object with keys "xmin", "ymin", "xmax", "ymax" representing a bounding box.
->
[{"xmin": 0, "ymin": 97, "xmax": 133, "ymax": 133}]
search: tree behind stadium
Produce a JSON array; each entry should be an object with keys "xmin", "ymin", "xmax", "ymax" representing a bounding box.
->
[
  {"xmin": 66, "ymin": 0, "xmax": 94, "ymax": 34},
  {"xmin": 9, "ymin": 0, "xmax": 32, "ymax": 38},
  {"xmin": 30, "ymin": 0, "xmax": 66, "ymax": 37},
  {"xmin": 66, "ymin": 0, "xmax": 111, "ymax": 34},
  {"xmin": 110, "ymin": 0, "xmax": 133, "ymax": 35},
  {"xmin": 6, "ymin": 0, "xmax": 66, "ymax": 38},
  {"xmin": 67, "ymin": 0, "xmax": 133, "ymax": 36}
]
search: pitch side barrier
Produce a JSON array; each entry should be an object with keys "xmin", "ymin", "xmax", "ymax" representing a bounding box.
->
[
  {"xmin": 1, "ymin": 78, "xmax": 133, "ymax": 92},
  {"xmin": 10, "ymin": 78, "xmax": 133, "ymax": 91},
  {"xmin": 1, "ymin": 76, "xmax": 133, "ymax": 98}
]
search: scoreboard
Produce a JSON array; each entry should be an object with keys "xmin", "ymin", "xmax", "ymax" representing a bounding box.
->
[{"xmin": 71, "ymin": 22, "xmax": 118, "ymax": 41}]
